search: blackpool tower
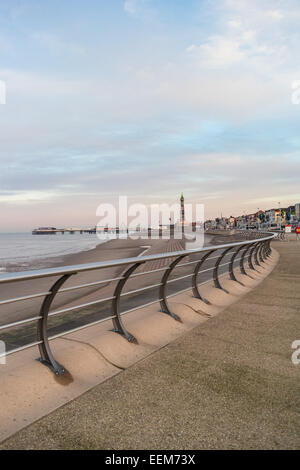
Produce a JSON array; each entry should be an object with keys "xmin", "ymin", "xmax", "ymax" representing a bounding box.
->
[{"xmin": 180, "ymin": 192, "xmax": 185, "ymax": 233}]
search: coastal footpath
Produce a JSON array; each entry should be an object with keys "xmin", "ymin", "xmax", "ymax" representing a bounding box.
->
[{"xmin": 1, "ymin": 237, "xmax": 299, "ymax": 450}]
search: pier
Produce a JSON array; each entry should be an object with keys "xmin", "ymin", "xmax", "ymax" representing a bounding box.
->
[
  {"xmin": 32, "ymin": 227, "xmax": 101, "ymax": 235},
  {"xmin": 31, "ymin": 227, "xmax": 168, "ymax": 235}
]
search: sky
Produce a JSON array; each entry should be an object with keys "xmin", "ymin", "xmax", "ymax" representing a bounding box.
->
[{"xmin": 0, "ymin": 0, "xmax": 300, "ymax": 230}]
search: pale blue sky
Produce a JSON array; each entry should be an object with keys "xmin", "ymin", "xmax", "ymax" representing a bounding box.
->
[{"xmin": 0, "ymin": 0, "xmax": 300, "ymax": 230}]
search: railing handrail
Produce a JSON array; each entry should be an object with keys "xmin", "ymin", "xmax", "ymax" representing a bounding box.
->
[
  {"xmin": 0, "ymin": 232, "xmax": 275, "ymax": 284},
  {"xmin": 0, "ymin": 231, "xmax": 276, "ymax": 375}
]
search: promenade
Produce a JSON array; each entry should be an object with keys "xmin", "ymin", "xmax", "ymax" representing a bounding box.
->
[{"xmin": 1, "ymin": 238, "xmax": 299, "ymax": 450}]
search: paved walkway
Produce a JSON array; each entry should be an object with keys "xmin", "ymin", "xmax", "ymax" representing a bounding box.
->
[{"xmin": 1, "ymin": 240, "xmax": 299, "ymax": 450}]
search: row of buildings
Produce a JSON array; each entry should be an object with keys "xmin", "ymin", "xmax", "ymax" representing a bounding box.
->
[{"xmin": 205, "ymin": 203, "xmax": 300, "ymax": 230}]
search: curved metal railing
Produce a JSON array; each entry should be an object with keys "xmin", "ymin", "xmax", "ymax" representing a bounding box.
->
[{"xmin": 0, "ymin": 231, "xmax": 276, "ymax": 375}]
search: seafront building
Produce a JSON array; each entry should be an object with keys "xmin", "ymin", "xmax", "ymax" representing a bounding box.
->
[
  {"xmin": 31, "ymin": 196, "xmax": 300, "ymax": 235},
  {"xmin": 205, "ymin": 203, "xmax": 300, "ymax": 230}
]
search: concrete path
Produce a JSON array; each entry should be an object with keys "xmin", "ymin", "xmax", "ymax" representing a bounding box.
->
[{"xmin": 1, "ymin": 239, "xmax": 299, "ymax": 450}]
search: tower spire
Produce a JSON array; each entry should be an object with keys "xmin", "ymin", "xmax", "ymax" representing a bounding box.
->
[{"xmin": 180, "ymin": 193, "xmax": 185, "ymax": 233}]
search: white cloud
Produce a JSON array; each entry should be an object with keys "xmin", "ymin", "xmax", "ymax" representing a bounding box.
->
[
  {"xmin": 0, "ymin": 190, "xmax": 58, "ymax": 204},
  {"xmin": 0, "ymin": 33, "xmax": 13, "ymax": 54},
  {"xmin": 186, "ymin": 44, "xmax": 197, "ymax": 53},
  {"xmin": 124, "ymin": 0, "xmax": 136, "ymax": 15},
  {"xmin": 228, "ymin": 19, "xmax": 242, "ymax": 29},
  {"xmin": 186, "ymin": 29, "xmax": 275, "ymax": 69},
  {"xmin": 0, "ymin": 68, "xmax": 92, "ymax": 98},
  {"xmin": 267, "ymin": 10, "xmax": 284, "ymax": 20},
  {"xmin": 32, "ymin": 32, "xmax": 85, "ymax": 56},
  {"xmin": 123, "ymin": 0, "xmax": 156, "ymax": 21},
  {"xmin": 1, "ymin": 0, "xmax": 300, "ymax": 224},
  {"xmin": 196, "ymin": 36, "xmax": 245, "ymax": 68},
  {"xmin": 248, "ymin": 193, "xmax": 300, "ymax": 204},
  {"xmin": 186, "ymin": 0, "xmax": 296, "ymax": 72}
]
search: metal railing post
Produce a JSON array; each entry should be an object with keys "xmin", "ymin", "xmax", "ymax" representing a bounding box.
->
[
  {"xmin": 240, "ymin": 244, "xmax": 253, "ymax": 276},
  {"xmin": 112, "ymin": 262, "xmax": 143, "ymax": 342},
  {"xmin": 265, "ymin": 240, "xmax": 270, "ymax": 259},
  {"xmin": 192, "ymin": 250, "xmax": 215, "ymax": 303},
  {"xmin": 248, "ymin": 243, "xmax": 259, "ymax": 271},
  {"xmin": 213, "ymin": 247, "xmax": 234, "ymax": 292},
  {"xmin": 160, "ymin": 255, "xmax": 187, "ymax": 321},
  {"xmin": 265, "ymin": 240, "xmax": 271, "ymax": 258},
  {"xmin": 254, "ymin": 242, "xmax": 261, "ymax": 267},
  {"xmin": 37, "ymin": 273, "xmax": 75, "ymax": 375},
  {"xmin": 229, "ymin": 245, "xmax": 245, "ymax": 285},
  {"xmin": 267, "ymin": 240, "xmax": 272, "ymax": 256},
  {"xmin": 258, "ymin": 242, "xmax": 265, "ymax": 263}
]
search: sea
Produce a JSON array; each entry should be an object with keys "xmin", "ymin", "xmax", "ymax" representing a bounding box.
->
[
  {"xmin": 0, "ymin": 230, "xmax": 209, "ymax": 273},
  {"xmin": 0, "ymin": 232, "xmax": 107, "ymax": 273}
]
